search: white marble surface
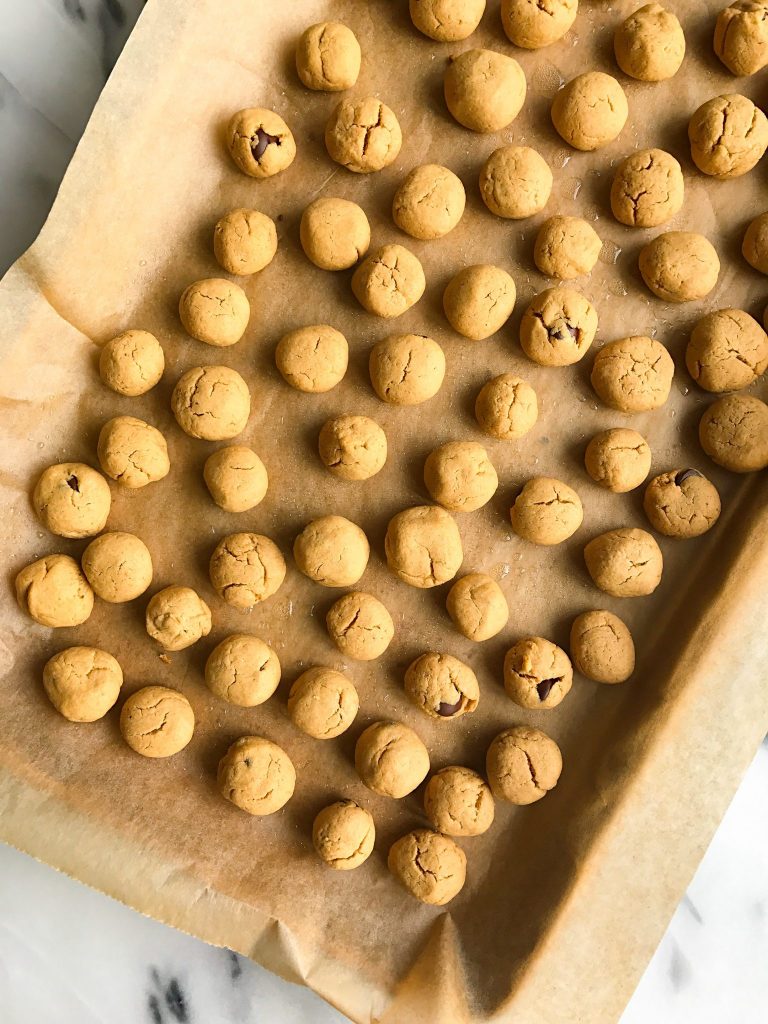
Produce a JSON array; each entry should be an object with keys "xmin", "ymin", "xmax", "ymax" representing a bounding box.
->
[{"xmin": 0, "ymin": 2, "xmax": 766, "ymax": 1022}]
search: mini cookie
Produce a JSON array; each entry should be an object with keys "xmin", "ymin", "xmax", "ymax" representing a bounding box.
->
[
  {"xmin": 504, "ymin": 636, "xmax": 573, "ymax": 710},
  {"xmin": 171, "ymin": 365, "xmax": 250, "ymax": 441},
  {"xmin": 534, "ymin": 217, "xmax": 601, "ymax": 280},
  {"xmin": 446, "ymin": 573, "xmax": 508, "ymax": 641},
  {"xmin": 410, "ymin": 0, "xmax": 486, "ymax": 41},
  {"xmin": 424, "ymin": 766, "xmax": 494, "ymax": 836},
  {"xmin": 479, "ymin": 146, "xmax": 552, "ymax": 219},
  {"xmin": 209, "ymin": 533, "xmax": 286, "ymax": 608},
  {"xmin": 519, "ymin": 287, "xmax": 597, "ymax": 366},
  {"xmin": 43, "ymin": 646, "xmax": 122, "ymax": 722},
  {"xmin": 325, "ymin": 97, "xmax": 402, "ymax": 172},
  {"xmin": 569, "ymin": 610, "xmax": 635, "ymax": 684},
  {"xmin": 686, "ymin": 308, "xmax": 768, "ymax": 392},
  {"xmin": 584, "ymin": 428, "xmax": 652, "ymax": 492},
  {"xmin": 294, "ymin": 516, "xmax": 369, "ymax": 587},
  {"xmin": 610, "ymin": 149, "xmax": 684, "ymax": 228},
  {"xmin": 355, "ymin": 721, "xmax": 430, "ymax": 797},
  {"xmin": 203, "ymin": 446, "xmax": 268, "ymax": 512},
  {"xmin": 614, "ymin": 3, "xmax": 685, "ymax": 81},
  {"xmin": 511, "ymin": 477, "xmax": 583, "ymax": 545},
  {"xmin": 643, "ymin": 469, "xmax": 722, "ymax": 538},
  {"xmin": 689, "ymin": 94, "xmax": 768, "ymax": 178},
  {"xmin": 33, "ymin": 462, "xmax": 111, "ymax": 539},
  {"xmin": 205, "ymin": 634, "xmax": 281, "ymax": 707},
  {"xmin": 318, "ymin": 415, "xmax": 387, "ymax": 480},
  {"xmin": 591, "ymin": 337, "xmax": 674, "ymax": 413},
  {"xmin": 227, "ymin": 107, "xmax": 296, "ymax": 178},
  {"xmin": 714, "ymin": 2, "xmax": 768, "ymax": 76},
  {"xmin": 388, "ymin": 829, "xmax": 466, "ymax": 905},
  {"xmin": 639, "ymin": 232, "xmax": 720, "ymax": 302},
  {"xmin": 352, "ymin": 244, "xmax": 425, "ymax": 318},
  {"xmin": 287, "ymin": 667, "xmax": 359, "ymax": 739},
  {"xmin": 326, "ymin": 591, "xmax": 394, "ymax": 660},
  {"xmin": 313, "ymin": 801, "xmax": 375, "ymax": 870},
  {"xmin": 444, "ymin": 48, "xmax": 526, "ymax": 133},
  {"xmin": 276, "ymin": 325, "xmax": 348, "ymax": 393},
  {"xmin": 584, "ymin": 528, "xmax": 663, "ymax": 597},
  {"xmin": 743, "ymin": 212, "xmax": 768, "ymax": 273},
  {"xmin": 443, "ymin": 264, "xmax": 516, "ymax": 341},
  {"xmin": 475, "ymin": 373, "xmax": 538, "ymax": 440},
  {"xmin": 369, "ymin": 333, "xmax": 445, "ymax": 404},
  {"xmin": 385, "ymin": 505, "xmax": 463, "ymax": 587},
  {"xmin": 213, "ymin": 209, "xmax": 277, "ymax": 276},
  {"xmin": 15, "ymin": 554, "xmax": 93, "ymax": 628},
  {"xmin": 145, "ymin": 586, "xmax": 212, "ymax": 651},
  {"xmin": 300, "ymin": 198, "xmax": 370, "ymax": 271},
  {"xmin": 218, "ymin": 736, "xmax": 295, "ymax": 815},
  {"xmin": 392, "ymin": 164, "xmax": 466, "ymax": 240},
  {"xmin": 179, "ymin": 278, "xmax": 249, "ymax": 348},
  {"xmin": 501, "ymin": 0, "xmax": 577, "ymax": 48},
  {"xmin": 404, "ymin": 651, "xmax": 480, "ymax": 720},
  {"xmin": 81, "ymin": 531, "xmax": 153, "ymax": 602},
  {"xmin": 97, "ymin": 416, "xmax": 170, "ymax": 487},
  {"xmin": 424, "ymin": 440, "xmax": 498, "ymax": 512},
  {"xmin": 120, "ymin": 686, "xmax": 194, "ymax": 758},
  {"xmin": 99, "ymin": 330, "xmax": 164, "ymax": 396},
  {"xmin": 699, "ymin": 394, "xmax": 768, "ymax": 472},
  {"xmin": 296, "ymin": 21, "xmax": 361, "ymax": 91},
  {"xmin": 486, "ymin": 726, "xmax": 562, "ymax": 804},
  {"xmin": 552, "ymin": 72, "xmax": 628, "ymax": 150}
]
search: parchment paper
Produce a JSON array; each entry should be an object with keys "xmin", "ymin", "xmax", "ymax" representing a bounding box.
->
[{"xmin": 1, "ymin": 1, "xmax": 767, "ymax": 1021}]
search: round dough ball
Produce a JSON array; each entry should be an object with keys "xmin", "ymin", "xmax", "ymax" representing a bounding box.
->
[
  {"xmin": 287, "ymin": 667, "xmax": 359, "ymax": 739},
  {"xmin": 511, "ymin": 477, "xmax": 583, "ymax": 545},
  {"xmin": 15, "ymin": 554, "xmax": 93, "ymax": 628},
  {"xmin": 584, "ymin": 428, "xmax": 652, "ymax": 492},
  {"xmin": 99, "ymin": 329, "xmax": 164, "ymax": 396},
  {"xmin": 171, "ymin": 365, "xmax": 250, "ymax": 441},
  {"xmin": 643, "ymin": 469, "xmax": 722, "ymax": 538},
  {"xmin": 369, "ymin": 333, "xmax": 445, "ymax": 404},
  {"xmin": 120, "ymin": 686, "xmax": 194, "ymax": 758},
  {"xmin": 179, "ymin": 278, "xmax": 249, "ymax": 348},
  {"xmin": 81, "ymin": 531, "xmax": 153, "ymax": 602},
  {"xmin": 325, "ymin": 97, "xmax": 402, "ymax": 172},
  {"xmin": 614, "ymin": 3, "xmax": 685, "ymax": 81},
  {"xmin": 743, "ymin": 212, "xmax": 768, "ymax": 273},
  {"xmin": 591, "ymin": 337, "xmax": 674, "ymax": 413},
  {"xmin": 410, "ymin": 0, "xmax": 486, "ymax": 41},
  {"xmin": 97, "ymin": 416, "xmax": 170, "ymax": 487},
  {"xmin": 610, "ymin": 149, "xmax": 685, "ymax": 228},
  {"xmin": 217, "ymin": 736, "xmax": 295, "ymax": 815},
  {"xmin": 552, "ymin": 72, "xmax": 628, "ymax": 150},
  {"xmin": 570, "ymin": 610, "xmax": 635, "ymax": 683},
  {"xmin": 296, "ymin": 21, "xmax": 361, "ymax": 91},
  {"xmin": 276, "ymin": 325, "xmax": 348, "ymax": 393},
  {"xmin": 300, "ymin": 198, "xmax": 370, "ymax": 271},
  {"xmin": 689, "ymin": 94, "xmax": 768, "ymax": 178},
  {"xmin": 714, "ymin": 2, "xmax": 768, "ymax": 76},
  {"xmin": 639, "ymin": 231, "xmax": 720, "ymax": 302},
  {"xmin": 209, "ymin": 532, "xmax": 286, "ymax": 608},
  {"xmin": 475, "ymin": 373, "xmax": 538, "ymax": 440},
  {"xmin": 534, "ymin": 216, "xmax": 601, "ymax": 280},
  {"xmin": 584, "ymin": 528, "xmax": 663, "ymax": 597},
  {"xmin": 519, "ymin": 287, "xmax": 597, "ymax": 366},
  {"xmin": 294, "ymin": 516, "xmax": 369, "ymax": 587},
  {"xmin": 504, "ymin": 636, "xmax": 573, "ymax": 710},
  {"xmin": 389, "ymin": 829, "xmax": 467, "ymax": 904},
  {"xmin": 686, "ymin": 308, "xmax": 768, "ymax": 392},
  {"xmin": 352, "ymin": 244, "xmax": 425, "ymax": 318},
  {"xmin": 313, "ymin": 801, "xmax": 375, "ymax": 870},
  {"xmin": 318, "ymin": 415, "xmax": 387, "ymax": 481},
  {"xmin": 404, "ymin": 651, "xmax": 480, "ymax": 720},
  {"xmin": 33, "ymin": 462, "xmax": 111, "ymax": 539},
  {"xmin": 385, "ymin": 505, "xmax": 463, "ymax": 587},
  {"xmin": 479, "ymin": 146, "xmax": 552, "ymax": 219},
  {"xmin": 444, "ymin": 48, "xmax": 526, "ymax": 133},
  {"xmin": 446, "ymin": 573, "xmax": 508, "ymax": 641},
  {"xmin": 424, "ymin": 440, "xmax": 498, "ymax": 512},
  {"xmin": 213, "ymin": 209, "xmax": 277, "ymax": 276},
  {"xmin": 145, "ymin": 586, "xmax": 212, "ymax": 651},
  {"xmin": 501, "ymin": 0, "xmax": 577, "ymax": 48},
  {"xmin": 424, "ymin": 766, "xmax": 494, "ymax": 837},
  {"xmin": 226, "ymin": 107, "xmax": 296, "ymax": 178},
  {"xmin": 205, "ymin": 633, "xmax": 281, "ymax": 707},
  {"xmin": 699, "ymin": 394, "xmax": 768, "ymax": 472},
  {"xmin": 392, "ymin": 164, "xmax": 466, "ymax": 240},
  {"xmin": 43, "ymin": 646, "xmax": 122, "ymax": 722},
  {"xmin": 355, "ymin": 721, "xmax": 430, "ymax": 797},
  {"xmin": 443, "ymin": 264, "xmax": 516, "ymax": 341},
  {"xmin": 487, "ymin": 726, "xmax": 562, "ymax": 804},
  {"xmin": 326, "ymin": 591, "xmax": 394, "ymax": 660},
  {"xmin": 203, "ymin": 446, "xmax": 268, "ymax": 512}
]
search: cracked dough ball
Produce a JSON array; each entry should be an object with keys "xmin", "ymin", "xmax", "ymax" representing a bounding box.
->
[
  {"xmin": 385, "ymin": 505, "xmax": 463, "ymax": 587},
  {"xmin": 487, "ymin": 725, "xmax": 562, "ymax": 804},
  {"xmin": 276, "ymin": 325, "xmax": 348, "ymax": 393},
  {"xmin": 584, "ymin": 428, "xmax": 652, "ymax": 492},
  {"xmin": 591, "ymin": 336, "xmax": 674, "ymax": 413},
  {"xmin": 446, "ymin": 573, "xmax": 508, "ymax": 641},
  {"xmin": 352, "ymin": 244, "xmax": 425, "ymax": 318},
  {"xmin": 511, "ymin": 477, "xmax": 583, "ymax": 545},
  {"xmin": 643, "ymin": 469, "xmax": 721, "ymax": 538},
  {"xmin": 218, "ymin": 736, "xmax": 295, "ymax": 815},
  {"xmin": 355, "ymin": 721, "xmax": 430, "ymax": 797},
  {"xmin": 699, "ymin": 394, "xmax": 768, "ymax": 471},
  {"xmin": 584, "ymin": 528, "xmax": 663, "ymax": 597},
  {"xmin": 179, "ymin": 278, "xmax": 249, "ymax": 348},
  {"xmin": 204, "ymin": 445, "xmax": 268, "ymax": 512},
  {"xmin": 389, "ymin": 829, "xmax": 467, "ymax": 904},
  {"xmin": 392, "ymin": 164, "xmax": 465, "ymax": 240},
  {"xmin": 313, "ymin": 801, "xmax": 375, "ymax": 870},
  {"xmin": 369, "ymin": 333, "xmax": 445, "ymax": 404},
  {"xmin": 15, "ymin": 554, "xmax": 93, "ymax": 627},
  {"xmin": 145, "ymin": 586, "xmax": 212, "ymax": 651},
  {"xmin": 444, "ymin": 49, "xmax": 526, "ymax": 133},
  {"xmin": 97, "ymin": 416, "xmax": 170, "ymax": 487},
  {"xmin": 424, "ymin": 440, "xmax": 498, "ymax": 511},
  {"xmin": 296, "ymin": 21, "xmax": 361, "ymax": 91},
  {"xmin": 520, "ymin": 287, "xmax": 597, "ymax": 366},
  {"xmin": 714, "ymin": 1, "xmax": 768, "ymax": 76},
  {"xmin": 570, "ymin": 610, "xmax": 635, "ymax": 683},
  {"xmin": 410, "ymin": 0, "xmax": 486, "ymax": 40},
  {"xmin": 300, "ymin": 197, "xmax": 370, "ymax": 271},
  {"xmin": 318, "ymin": 415, "xmax": 387, "ymax": 480},
  {"xmin": 213, "ymin": 209, "xmax": 276, "ymax": 276},
  {"xmin": 171, "ymin": 365, "xmax": 251, "ymax": 441},
  {"xmin": 99, "ymin": 329, "xmax": 164, "ymax": 396},
  {"xmin": 43, "ymin": 646, "xmax": 122, "ymax": 722},
  {"xmin": 552, "ymin": 72, "xmax": 628, "ymax": 151},
  {"xmin": 610, "ymin": 148, "xmax": 684, "ymax": 228},
  {"xmin": 479, "ymin": 146, "xmax": 552, "ymax": 219},
  {"xmin": 326, "ymin": 591, "xmax": 394, "ymax": 660},
  {"xmin": 33, "ymin": 462, "xmax": 111, "ymax": 539},
  {"xmin": 443, "ymin": 264, "xmax": 516, "ymax": 341},
  {"xmin": 209, "ymin": 532, "xmax": 286, "ymax": 608},
  {"xmin": 81, "ymin": 531, "xmax": 152, "ymax": 603},
  {"xmin": 226, "ymin": 107, "xmax": 296, "ymax": 178},
  {"xmin": 294, "ymin": 516, "xmax": 369, "ymax": 587},
  {"xmin": 686, "ymin": 308, "xmax": 768, "ymax": 392},
  {"xmin": 205, "ymin": 634, "xmax": 281, "ymax": 707},
  {"xmin": 743, "ymin": 212, "xmax": 768, "ymax": 272},
  {"xmin": 424, "ymin": 766, "xmax": 494, "ymax": 836},
  {"xmin": 689, "ymin": 94, "xmax": 768, "ymax": 178},
  {"xmin": 325, "ymin": 97, "xmax": 402, "ymax": 172},
  {"xmin": 504, "ymin": 636, "xmax": 573, "ymax": 710},
  {"xmin": 614, "ymin": 3, "xmax": 685, "ymax": 81},
  {"xmin": 120, "ymin": 686, "xmax": 194, "ymax": 758},
  {"xmin": 404, "ymin": 651, "xmax": 480, "ymax": 720},
  {"xmin": 475, "ymin": 373, "xmax": 538, "ymax": 439},
  {"xmin": 501, "ymin": 0, "xmax": 577, "ymax": 48},
  {"xmin": 639, "ymin": 232, "xmax": 720, "ymax": 302},
  {"xmin": 534, "ymin": 216, "xmax": 601, "ymax": 279},
  {"xmin": 288, "ymin": 666, "xmax": 359, "ymax": 739}
]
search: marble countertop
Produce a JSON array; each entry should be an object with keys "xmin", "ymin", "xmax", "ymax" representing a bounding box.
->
[{"xmin": 0, "ymin": 2, "xmax": 766, "ymax": 1022}]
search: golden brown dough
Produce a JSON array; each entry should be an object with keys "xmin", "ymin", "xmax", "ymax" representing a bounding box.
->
[
  {"xmin": 99, "ymin": 329, "xmax": 164, "ymax": 396},
  {"xmin": 325, "ymin": 97, "xmax": 402, "ymax": 172},
  {"xmin": 295, "ymin": 21, "xmax": 361, "ymax": 91},
  {"xmin": 385, "ymin": 505, "xmax": 463, "ymax": 587},
  {"xmin": 486, "ymin": 726, "xmax": 562, "ymax": 804},
  {"xmin": 444, "ymin": 48, "xmax": 526, "ymax": 132},
  {"xmin": 388, "ymin": 829, "xmax": 466, "ymax": 904},
  {"xmin": 404, "ymin": 651, "xmax": 480, "ymax": 720},
  {"xmin": 120, "ymin": 686, "xmax": 194, "ymax": 758},
  {"xmin": 33, "ymin": 462, "xmax": 111, "ymax": 538},
  {"xmin": 217, "ymin": 736, "xmax": 296, "ymax": 815},
  {"xmin": 226, "ymin": 107, "xmax": 296, "ymax": 178},
  {"xmin": 570, "ymin": 610, "xmax": 635, "ymax": 684},
  {"xmin": 43, "ymin": 646, "xmax": 123, "ymax": 722},
  {"xmin": 15, "ymin": 554, "xmax": 93, "ymax": 628},
  {"xmin": 313, "ymin": 801, "xmax": 375, "ymax": 870},
  {"xmin": 209, "ymin": 533, "xmax": 286, "ymax": 608}
]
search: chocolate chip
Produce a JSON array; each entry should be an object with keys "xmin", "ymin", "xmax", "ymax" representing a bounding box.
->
[
  {"xmin": 674, "ymin": 468, "xmax": 702, "ymax": 486},
  {"xmin": 437, "ymin": 697, "xmax": 463, "ymax": 717},
  {"xmin": 548, "ymin": 321, "xmax": 578, "ymax": 343},
  {"xmin": 251, "ymin": 127, "xmax": 280, "ymax": 160},
  {"xmin": 536, "ymin": 678, "xmax": 559, "ymax": 701},
  {"xmin": 66, "ymin": 475, "xmax": 79, "ymax": 491}
]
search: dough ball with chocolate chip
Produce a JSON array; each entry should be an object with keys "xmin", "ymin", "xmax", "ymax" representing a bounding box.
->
[
  {"xmin": 486, "ymin": 725, "xmax": 562, "ymax": 805},
  {"xmin": 511, "ymin": 477, "xmax": 583, "ymax": 545},
  {"xmin": 504, "ymin": 636, "xmax": 573, "ymax": 710},
  {"xmin": 276, "ymin": 325, "xmax": 348, "ymax": 393},
  {"xmin": 475, "ymin": 373, "xmax": 538, "ymax": 440},
  {"xmin": 213, "ymin": 209, "xmax": 277, "ymax": 276},
  {"xmin": 355, "ymin": 721, "xmax": 430, "ymax": 797},
  {"xmin": 15, "ymin": 555, "xmax": 93, "ymax": 628},
  {"xmin": 120, "ymin": 686, "xmax": 195, "ymax": 758},
  {"xmin": 410, "ymin": 0, "xmax": 486, "ymax": 41},
  {"xmin": 179, "ymin": 278, "xmax": 249, "ymax": 348},
  {"xmin": 171, "ymin": 365, "xmax": 251, "ymax": 441},
  {"xmin": 369, "ymin": 333, "xmax": 445, "ymax": 404},
  {"xmin": 570, "ymin": 610, "xmax": 635, "ymax": 683},
  {"xmin": 296, "ymin": 21, "xmax": 361, "ymax": 91},
  {"xmin": 43, "ymin": 646, "xmax": 123, "ymax": 722},
  {"xmin": 610, "ymin": 149, "xmax": 684, "ymax": 228},
  {"xmin": 392, "ymin": 164, "xmax": 466, "ymax": 240},
  {"xmin": 227, "ymin": 107, "xmax": 296, "ymax": 178},
  {"xmin": 534, "ymin": 216, "xmax": 602, "ymax": 280},
  {"xmin": 205, "ymin": 634, "xmax": 281, "ymax": 707},
  {"xmin": 584, "ymin": 528, "xmax": 663, "ymax": 597},
  {"xmin": 300, "ymin": 198, "xmax": 370, "ymax": 271},
  {"xmin": 479, "ymin": 146, "xmax": 552, "ymax": 219},
  {"xmin": 443, "ymin": 264, "xmax": 516, "ymax": 340},
  {"xmin": 446, "ymin": 572, "xmax": 508, "ymax": 641},
  {"xmin": 614, "ymin": 3, "xmax": 685, "ymax": 81},
  {"xmin": 318, "ymin": 415, "xmax": 387, "ymax": 480},
  {"xmin": 210, "ymin": 532, "xmax": 286, "ymax": 608},
  {"xmin": 501, "ymin": 0, "xmax": 577, "ymax": 48},
  {"xmin": 686, "ymin": 308, "xmax": 768, "ymax": 392},
  {"xmin": 385, "ymin": 505, "xmax": 463, "ymax": 587},
  {"xmin": 699, "ymin": 394, "xmax": 768, "ymax": 472},
  {"xmin": 313, "ymin": 801, "xmax": 375, "ymax": 870},
  {"xmin": 294, "ymin": 516, "xmax": 369, "ymax": 587},
  {"xmin": 444, "ymin": 48, "xmax": 526, "ymax": 133},
  {"xmin": 288, "ymin": 667, "xmax": 359, "ymax": 739},
  {"xmin": 204, "ymin": 446, "xmax": 268, "ymax": 513},
  {"xmin": 33, "ymin": 462, "xmax": 111, "ymax": 539},
  {"xmin": 591, "ymin": 337, "xmax": 674, "ymax": 412},
  {"xmin": 714, "ymin": 2, "xmax": 768, "ymax": 76},
  {"xmin": 404, "ymin": 651, "xmax": 480, "ymax": 720},
  {"xmin": 352, "ymin": 244, "xmax": 425, "ymax": 317},
  {"xmin": 82, "ymin": 531, "xmax": 153, "ymax": 603},
  {"xmin": 325, "ymin": 97, "xmax": 402, "ymax": 172},
  {"xmin": 643, "ymin": 469, "xmax": 721, "ymax": 538},
  {"xmin": 520, "ymin": 287, "xmax": 598, "ymax": 366},
  {"xmin": 743, "ymin": 212, "xmax": 768, "ymax": 273},
  {"xmin": 551, "ymin": 72, "xmax": 628, "ymax": 150},
  {"xmin": 584, "ymin": 428, "xmax": 652, "ymax": 493},
  {"xmin": 389, "ymin": 829, "xmax": 466, "ymax": 904},
  {"xmin": 326, "ymin": 591, "xmax": 394, "ymax": 660},
  {"xmin": 97, "ymin": 416, "xmax": 170, "ymax": 487},
  {"xmin": 99, "ymin": 329, "xmax": 164, "ymax": 396},
  {"xmin": 424, "ymin": 766, "xmax": 494, "ymax": 836},
  {"xmin": 424, "ymin": 441, "xmax": 498, "ymax": 512},
  {"xmin": 145, "ymin": 586, "xmax": 212, "ymax": 651},
  {"xmin": 689, "ymin": 94, "xmax": 768, "ymax": 178},
  {"xmin": 218, "ymin": 736, "xmax": 296, "ymax": 815}
]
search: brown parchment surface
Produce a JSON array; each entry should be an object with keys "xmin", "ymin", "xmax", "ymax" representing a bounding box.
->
[{"xmin": 1, "ymin": 1, "xmax": 767, "ymax": 1021}]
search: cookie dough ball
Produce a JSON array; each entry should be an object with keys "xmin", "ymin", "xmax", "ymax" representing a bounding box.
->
[
  {"xmin": 294, "ymin": 516, "xmax": 369, "ymax": 587},
  {"xmin": 511, "ymin": 477, "xmax": 583, "ymax": 545},
  {"xmin": 145, "ymin": 586, "xmax": 212, "ymax": 651},
  {"xmin": 326, "ymin": 591, "xmax": 394, "ymax": 660},
  {"xmin": 614, "ymin": 3, "xmax": 685, "ymax": 81},
  {"xmin": 699, "ymin": 394, "xmax": 768, "ymax": 472},
  {"xmin": 388, "ymin": 829, "xmax": 466, "ymax": 905},
  {"xmin": 404, "ymin": 651, "xmax": 480, "ymax": 720},
  {"xmin": 584, "ymin": 528, "xmax": 663, "ymax": 597},
  {"xmin": 584, "ymin": 428, "xmax": 652, "ymax": 492},
  {"xmin": 352, "ymin": 245, "xmax": 425, "ymax": 318},
  {"xmin": 81, "ymin": 532, "xmax": 153, "ymax": 603},
  {"xmin": 179, "ymin": 278, "xmax": 249, "ymax": 349},
  {"xmin": 171, "ymin": 365, "xmax": 250, "ymax": 441},
  {"xmin": 424, "ymin": 441, "xmax": 498, "ymax": 512},
  {"xmin": 443, "ymin": 265, "xmax": 516, "ymax": 341},
  {"xmin": 385, "ymin": 505, "xmax": 463, "ymax": 587},
  {"xmin": 120, "ymin": 686, "xmax": 194, "ymax": 758},
  {"xmin": 487, "ymin": 726, "xmax": 562, "ymax": 805},
  {"xmin": 217, "ymin": 736, "xmax": 295, "ymax": 815},
  {"xmin": 501, "ymin": 0, "xmax": 577, "ymax": 47},
  {"xmin": 313, "ymin": 801, "xmax": 375, "ymax": 870},
  {"xmin": 300, "ymin": 198, "xmax": 370, "ymax": 272},
  {"xmin": 520, "ymin": 287, "xmax": 597, "ymax": 366},
  {"xmin": 33, "ymin": 462, "xmax": 111, "ymax": 539},
  {"xmin": 213, "ymin": 209, "xmax": 277, "ymax": 276},
  {"xmin": 205, "ymin": 634, "xmax": 281, "ymax": 707},
  {"xmin": 639, "ymin": 232, "xmax": 720, "ymax": 303},
  {"xmin": 276, "ymin": 325, "xmax": 348, "ymax": 393},
  {"xmin": 226, "ymin": 107, "xmax": 296, "ymax": 178},
  {"xmin": 369, "ymin": 333, "xmax": 445, "ymax": 404},
  {"xmin": 318, "ymin": 415, "xmax": 387, "ymax": 480},
  {"xmin": 204, "ymin": 446, "xmax": 268, "ymax": 512},
  {"xmin": 591, "ymin": 337, "xmax": 674, "ymax": 413},
  {"xmin": 689, "ymin": 94, "xmax": 768, "ymax": 178},
  {"xmin": 475, "ymin": 373, "xmax": 538, "ymax": 440},
  {"xmin": 686, "ymin": 308, "xmax": 768, "ymax": 392},
  {"xmin": 643, "ymin": 469, "xmax": 722, "ymax": 538},
  {"xmin": 392, "ymin": 164, "xmax": 466, "ymax": 240},
  {"xmin": 287, "ymin": 667, "xmax": 359, "ymax": 739},
  {"xmin": 355, "ymin": 721, "xmax": 430, "ymax": 797},
  {"xmin": 534, "ymin": 217, "xmax": 601, "ymax": 280},
  {"xmin": 209, "ymin": 533, "xmax": 286, "ymax": 608},
  {"xmin": 479, "ymin": 146, "xmax": 552, "ymax": 219},
  {"xmin": 552, "ymin": 72, "xmax": 628, "ymax": 151},
  {"xmin": 424, "ymin": 766, "xmax": 494, "ymax": 837},
  {"xmin": 610, "ymin": 148, "xmax": 685, "ymax": 228},
  {"xmin": 97, "ymin": 416, "xmax": 170, "ymax": 488},
  {"xmin": 714, "ymin": 2, "xmax": 768, "ymax": 76},
  {"xmin": 570, "ymin": 610, "xmax": 635, "ymax": 684},
  {"xmin": 296, "ymin": 21, "xmax": 361, "ymax": 91},
  {"xmin": 504, "ymin": 636, "xmax": 573, "ymax": 710},
  {"xmin": 446, "ymin": 573, "xmax": 508, "ymax": 641},
  {"xmin": 15, "ymin": 554, "xmax": 93, "ymax": 627},
  {"xmin": 743, "ymin": 213, "xmax": 768, "ymax": 273},
  {"xmin": 325, "ymin": 97, "xmax": 402, "ymax": 172},
  {"xmin": 99, "ymin": 329, "xmax": 164, "ymax": 396},
  {"xmin": 43, "ymin": 647, "xmax": 122, "ymax": 722},
  {"xmin": 410, "ymin": 0, "xmax": 486, "ymax": 41},
  {"xmin": 444, "ymin": 48, "xmax": 526, "ymax": 133}
]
